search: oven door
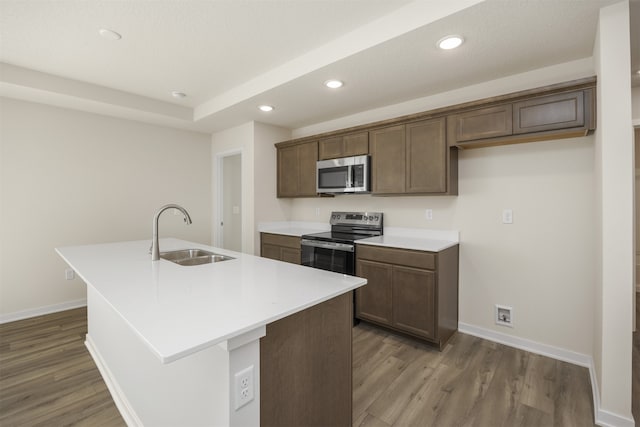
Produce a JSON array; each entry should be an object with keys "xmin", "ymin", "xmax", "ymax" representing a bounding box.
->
[{"xmin": 300, "ymin": 239, "xmax": 355, "ymax": 275}]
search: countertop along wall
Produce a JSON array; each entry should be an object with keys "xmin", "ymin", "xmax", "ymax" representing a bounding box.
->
[{"xmin": 0, "ymin": 98, "xmax": 212, "ymax": 321}]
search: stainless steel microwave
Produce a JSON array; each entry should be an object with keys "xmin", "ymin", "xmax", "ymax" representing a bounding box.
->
[{"xmin": 316, "ymin": 155, "xmax": 370, "ymax": 194}]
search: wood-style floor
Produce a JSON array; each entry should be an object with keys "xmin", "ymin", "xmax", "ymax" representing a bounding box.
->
[
  {"xmin": 2, "ymin": 304, "xmax": 638, "ymax": 426},
  {"xmin": 352, "ymin": 323, "xmax": 596, "ymax": 427},
  {"xmin": 0, "ymin": 308, "xmax": 125, "ymax": 427}
]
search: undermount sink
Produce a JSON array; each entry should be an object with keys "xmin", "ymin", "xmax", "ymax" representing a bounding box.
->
[{"xmin": 160, "ymin": 249, "xmax": 235, "ymax": 266}]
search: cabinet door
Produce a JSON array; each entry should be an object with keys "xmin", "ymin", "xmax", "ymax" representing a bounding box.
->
[
  {"xmin": 280, "ymin": 247, "xmax": 301, "ymax": 265},
  {"xmin": 297, "ymin": 141, "xmax": 318, "ymax": 196},
  {"xmin": 342, "ymin": 132, "xmax": 369, "ymax": 157},
  {"xmin": 392, "ymin": 265, "xmax": 436, "ymax": 340},
  {"xmin": 370, "ymin": 125, "xmax": 406, "ymax": 194},
  {"xmin": 448, "ymin": 104, "xmax": 513, "ymax": 143},
  {"xmin": 261, "ymin": 243, "xmax": 282, "ymax": 261},
  {"xmin": 405, "ymin": 118, "xmax": 447, "ymax": 193},
  {"xmin": 318, "ymin": 136, "xmax": 343, "ymax": 160},
  {"xmin": 355, "ymin": 259, "xmax": 393, "ymax": 325},
  {"xmin": 277, "ymin": 145, "xmax": 300, "ymax": 197},
  {"xmin": 513, "ymin": 90, "xmax": 584, "ymax": 134}
]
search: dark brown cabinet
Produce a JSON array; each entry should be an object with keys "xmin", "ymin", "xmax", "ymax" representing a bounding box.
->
[
  {"xmin": 318, "ymin": 132, "xmax": 368, "ymax": 160},
  {"xmin": 370, "ymin": 125, "xmax": 406, "ymax": 194},
  {"xmin": 260, "ymin": 233, "xmax": 301, "ymax": 264},
  {"xmin": 261, "ymin": 292, "xmax": 352, "ymax": 427},
  {"xmin": 512, "ymin": 90, "xmax": 585, "ymax": 134},
  {"xmin": 370, "ymin": 117, "xmax": 455, "ymax": 195},
  {"xmin": 392, "ymin": 265, "xmax": 436, "ymax": 340},
  {"xmin": 274, "ymin": 77, "xmax": 596, "ymax": 197},
  {"xmin": 448, "ymin": 104, "xmax": 513, "ymax": 142},
  {"xmin": 277, "ymin": 140, "xmax": 318, "ymax": 198},
  {"xmin": 355, "ymin": 243, "xmax": 459, "ymax": 349},
  {"xmin": 354, "ymin": 259, "xmax": 393, "ymax": 325},
  {"xmin": 448, "ymin": 88, "xmax": 595, "ymax": 149}
]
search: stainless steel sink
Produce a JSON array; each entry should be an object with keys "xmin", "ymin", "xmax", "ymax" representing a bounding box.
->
[{"xmin": 160, "ymin": 249, "xmax": 235, "ymax": 266}]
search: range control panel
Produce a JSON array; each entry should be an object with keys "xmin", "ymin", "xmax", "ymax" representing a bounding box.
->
[{"xmin": 330, "ymin": 211, "xmax": 383, "ymax": 227}]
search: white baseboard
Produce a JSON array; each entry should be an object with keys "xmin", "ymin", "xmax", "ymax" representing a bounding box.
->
[
  {"xmin": 85, "ymin": 335, "xmax": 142, "ymax": 427},
  {"xmin": 0, "ymin": 298, "xmax": 87, "ymax": 324},
  {"xmin": 458, "ymin": 322, "xmax": 635, "ymax": 427}
]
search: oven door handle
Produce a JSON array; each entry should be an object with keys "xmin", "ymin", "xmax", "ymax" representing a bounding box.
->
[{"xmin": 301, "ymin": 239, "xmax": 354, "ymax": 252}]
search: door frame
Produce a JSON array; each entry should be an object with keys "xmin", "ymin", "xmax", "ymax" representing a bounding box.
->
[{"xmin": 214, "ymin": 149, "xmax": 243, "ymax": 251}]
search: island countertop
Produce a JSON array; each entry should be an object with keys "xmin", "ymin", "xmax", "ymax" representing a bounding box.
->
[{"xmin": 56, "ymin": 238, "xmax": 366, "ymax": 364}]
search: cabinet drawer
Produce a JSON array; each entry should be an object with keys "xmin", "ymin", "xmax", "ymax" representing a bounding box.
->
[
  {"xmin": 513, "ymin": 90, "xmax": 584, "ymax": 134},
  {"xmin": 261, "ymin": 233, "xmax": 301, "ymax": 250},
  {"xmin": 356, "ymin": 245, "xmax": 435, "ymax": 270}
]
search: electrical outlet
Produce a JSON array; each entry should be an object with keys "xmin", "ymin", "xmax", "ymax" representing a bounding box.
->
[
  {"xmin": 425, "ymin": 209, "xmax": 433, "ymax": 220},
  {"xmin": 495, "ymin": 304, "xmax": 513, "ymax": 327},
  {"xmin": 234, "ymin": 365, "xmax": 254, "ymax": 410},
  {"xmin": 315, "ymin": 207, "xmax": 320, "ymax": 217},
  {"xmin": 65, "ymin": 268, "xmax": 75, "ymax": 280}
]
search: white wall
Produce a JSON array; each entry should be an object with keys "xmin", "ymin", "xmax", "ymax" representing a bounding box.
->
[
  {"xmin": 253, "ymin": 122, "xmax": 292, "ymax": 254},
  {"xmin": 0, "ymin": 97, "xmax": 212, "ymax": 321},
  {"xmin": 211, "ymin": 123, "xmax": 255, "ymax": 254},
  {"xmin": 211, "ymin": 121, "xmax": 291, "ymax": 256},
  {"xmin": 593, "ymin": 1, "xmax": 634, "ymax": 423},
  {"xmin": 290, "ymin": 137, "xmax": 596, "ymax": 356}
]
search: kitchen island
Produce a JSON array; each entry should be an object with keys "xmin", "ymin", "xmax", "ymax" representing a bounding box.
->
[{"xmin": 56, "ymin": 238, "xmax": 366, "ymax": 427}]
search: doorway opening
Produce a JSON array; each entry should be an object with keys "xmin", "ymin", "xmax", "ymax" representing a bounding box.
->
[{"xmin": 215, "ymin": 151, "xmax": 242, "ymax": 252}]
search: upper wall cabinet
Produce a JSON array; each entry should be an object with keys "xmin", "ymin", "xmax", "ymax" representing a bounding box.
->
[
  {"xmin": 274, "ymin": 77, "xmax": 596, "ymax": 198},
  {"xmin": 277, "ymin": 140, "xmax": 318, "ymax": 198},
  {"xmin": 318, "ymin": 132, "xmax": 368, "ymax": 160},
  {"xmin": 448, "ymin": 87, "xmax": 595, "ymax": 149},
  {"xmin": 370, "ymin": 117, "xmax": 456, "ymax": 195}
]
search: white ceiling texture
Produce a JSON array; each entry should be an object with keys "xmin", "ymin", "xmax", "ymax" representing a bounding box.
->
[{"xmin": 0, "ymin": 0, "xmax": 635, "ymax": 134}]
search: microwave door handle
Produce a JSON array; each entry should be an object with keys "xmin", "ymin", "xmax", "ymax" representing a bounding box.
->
[{"xmin": 347, "ymin": 165, "xmax": 353, "ymax": 188}]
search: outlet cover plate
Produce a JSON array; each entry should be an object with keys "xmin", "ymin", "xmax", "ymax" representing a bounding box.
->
[{"xmin": 495, "ymin": 304, "xmax": 513, "ymax": 327}]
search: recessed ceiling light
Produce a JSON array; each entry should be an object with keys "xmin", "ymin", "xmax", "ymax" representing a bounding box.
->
[
  {"xmin": 98, "ymin": 28, "xmax": 122, "ymax": 41},
  {"xmin": 258, "ymin": 105, "xmax": 274, "ymax": 112},
  {"xmin": 171, "ymin": 91, "xmax": 187, "ymax": 99},
  {"xmin": 437, "ymin": 35, "xmax": 464, "ymax": 50},
  {"xmin": 324, "ymin": 79, "xmax": 344, "ymax": 89}
]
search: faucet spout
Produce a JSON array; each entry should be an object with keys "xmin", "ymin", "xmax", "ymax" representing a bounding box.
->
[{"xmin": 151, "ymin": 204, "xmax": 192, "ymax": 261}]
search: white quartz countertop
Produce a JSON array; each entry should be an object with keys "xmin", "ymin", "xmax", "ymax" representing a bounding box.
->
[
  {"xmin": 260, "ymin": 223, "xmax": 460, "ymax": 253},
  {"xmin": 357, "ymin": 235, "xmax": 458, "ymax": 252},
  {"xmin": 258, "ymin": 221, "xmax": 329, "ymax": 237},
  {"xmin": 56, "ymin": 238, "xmax": 365, "ymax": 364}
]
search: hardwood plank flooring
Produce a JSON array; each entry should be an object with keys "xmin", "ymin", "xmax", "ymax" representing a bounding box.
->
[
  {"xmin": 352, "ymin": 322, "xmax": 596, "ymax": 427},
  {"xmin": 0, "ymin": 308, "xmax": 125, "ymax": 427},
  {"xmin": 3, "ymin": 305, "xmax": 636, "ymax": 426}
]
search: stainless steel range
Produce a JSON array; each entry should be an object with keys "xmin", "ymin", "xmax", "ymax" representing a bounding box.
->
[{"xmin": 301, "ymin": 211, "xmax": 383, "ymax": 275}]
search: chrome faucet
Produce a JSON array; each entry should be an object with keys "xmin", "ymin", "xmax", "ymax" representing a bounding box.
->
[{"xmin": 151, "ymin": 204, "xmax": 192, "ymax": 261}]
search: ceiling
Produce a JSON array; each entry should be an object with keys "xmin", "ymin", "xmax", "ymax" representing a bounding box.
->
[{"xmin": 0, "ymin": 0, "xmax": 635, "ymax": 134}]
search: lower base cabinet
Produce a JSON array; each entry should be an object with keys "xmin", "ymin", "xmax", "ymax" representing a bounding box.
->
[
  {"xmin": 260, "ymin": 233, "xmax": 301, "ymax": 264},
  {"xmin": 355, "ymin": 244, "xmax": 459, "ymax": 350},
  {"xmin": 260, "ymin": 293, "xmax": 352, "ymax": 427}
]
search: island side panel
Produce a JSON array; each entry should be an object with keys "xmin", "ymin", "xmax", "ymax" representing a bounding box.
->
[
  {"xmin": 86, "ymin": 287, "xmax": 231, "ymax": 427},
  {"xmin": 260, "ymin": 292, "xmax": 353, "ymax": 427}
]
